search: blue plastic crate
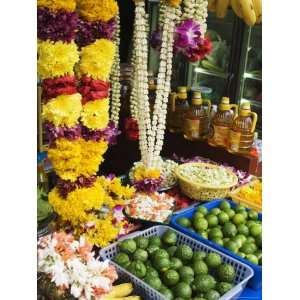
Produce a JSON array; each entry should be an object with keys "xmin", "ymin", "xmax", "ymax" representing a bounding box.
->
[{"xmin": 170, "ymin": 199, "xmax": 262, "ymax": 290}]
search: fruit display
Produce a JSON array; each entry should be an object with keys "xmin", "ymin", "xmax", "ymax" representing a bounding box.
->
[
  {"xmin": 129, "ymin": 158, "xmax": 179, "ymax": 191},
  {"xmin": 125, "ymin": 192, "xmax": 175, "ymax": 223},
  {"xmin": 113, "ymin": 229, "xmax": 238, "ymax": 299},
  {"xmin": 175, "ymin": 200, "xmax": 262, "ymax": 265},
  {"xmin": 208, "ymin": 0, "xmax": 262, "ymax": 26}
]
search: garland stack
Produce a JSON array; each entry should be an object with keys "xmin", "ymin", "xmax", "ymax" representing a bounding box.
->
[{"xmin": 38, "ymin": 0, "xmax": 134, "ymax": 248}]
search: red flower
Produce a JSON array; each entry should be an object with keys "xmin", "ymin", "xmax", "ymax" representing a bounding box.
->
[
  {"xmin": 188, "ymin": 37, "xmax": 213, "ymax": 63},
  {"xmin": 124, "ymin": 118, "xmax": 139, "ymax": 141},
  {"xmin": 79, "ymin": 76, "xmax": 110, "ymax": 104}
]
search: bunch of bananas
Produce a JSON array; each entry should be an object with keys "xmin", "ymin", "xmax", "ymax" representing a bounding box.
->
[
  {"xmin": 103, "ymin": 283, "xmax": 141, "ymax": 300},
  {"xmin": 208, "ymin": 0, "xmax": 262, "ymax": 26}
]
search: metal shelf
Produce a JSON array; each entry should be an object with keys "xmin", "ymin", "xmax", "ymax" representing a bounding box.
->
[{"xmin": 194, "ymin": 67, "xmax": 228, "ymax": 79}]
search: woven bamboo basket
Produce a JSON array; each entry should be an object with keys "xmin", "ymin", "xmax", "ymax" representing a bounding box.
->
[{"xmin": 175, "ymin": 162, "xmax": 238, "ymax": 201}]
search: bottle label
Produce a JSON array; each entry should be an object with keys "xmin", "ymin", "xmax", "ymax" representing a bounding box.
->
[
  {"xmin": 213, "ymin": 125, "xmax": 230, "ymax": 146},
  {"xmin": 184, "ymin": 119, "xmax": 200, "ymax": 139},
  {"xmin": 229, "ymin": 130, "xmax": 241, "ymax": 152}
]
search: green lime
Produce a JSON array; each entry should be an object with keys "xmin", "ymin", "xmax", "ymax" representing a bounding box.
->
[
  {"xmin": 198, "ymin": 230, "xmax": 208, "ymax": 239},
  {"xmin": 224, "ymin": 208, "xmax": 235, "ymax": 219},
  {"xmin": 144, "ymin": 274, "xmax": 162, "ymax": 290},
  {"xmin": 237, "ymin": 252, "xmax": 246, "ymax": 258},
  {"xmin": 146, "ymin": 266, "xmax": 159, "ymax": 278},
  {"xmin": 175, "ymin": 245, "xmax": 193, "ymax": 261},
  {"xmin": 193, "ymin": 260, "xmax": 208, "ymax": 275},
  {"xmin": 223, "ymin": 238, "xmax": 230, "ymax": 244},
  {"xmin": 159, "ymin": 286, "xmax": 174, "ymax": 300},
  {"xmin": 246, "ymin": 220, "xmax": 256, "ymax": 228},
  {"xmin": 133, "ymin": 249, "xmax": 148, "ymax": 262},
  {"xmin": 163, "ymin": 269, "xmax": 180, "ymax": 287},
  {"xmin": 119, "ymin": 239, "xmax": 137, "ymax": 254},
  {"xmin": 153, "ymin": 249, "xmax": 169, "ymax": 260},
  {"xmin": 248, "ymin": 210, "xmax": 259, "ymax": 220},
  {"xmin": 149, "ymin": 236, "xmax": 162, "ymax": 247},
  {"xmin": 250, "ymin": 224, "xmax": 262, "ymax": 238},
  {"xmin": 235, "ymin": 204, "xmax": 246, "ymax": 212},
  {"xmin": 246, "ymin": 236, "xmax": 256, "ymax": 244},
  {"xmin": 237, "ymin": 224, "xmax": 249, "ymax": 236},
  {"xmin": 176, "ymin": 217, "xmax": 192, "ymax": 228},
  {"xmin": 144, "ymin": 260, "xmax": 152, "ymax": 268},
  {"xmin": 240, "ymin": 242, "xmax": 257, "ymax": 254},
  {"xmin": 211, "ymin": 208, "xmax": 221, "ymax": 215},
  {"xmin": 162, "ymin": 229, "xmax": 177, "ymax": 246},
  {"xmin": 246, "ymin": 254, "xmax": 259, "ymax": 265},
  {"xmin": 193, "ymin": 274, "xmax": 216, "ymax": 293},
  {"xmin": 224, "ymin": 240, "xmax": 239, "ymax": 254},
  {"xmin": 216, "ymin": 282, "xmax": 233, "ymax": 295},
  {"xmin": 134, "ymin": 236, "xmax": 149, "ymax": 249},
  {"xmin": 170, "ymin": 257, "xmax": 183, "ymax": 270},
  {"xmin": 193, "ymin": 211, "xmax": 205, "ymax": 221},
  {"xmin": 147, "ymin": 244, "xmax": 160, "ymax": 256},
  {"xmin": 178, "ymin": 266, "xmax": 194, "ymax": 284},
  {"xmin": 222, "ymin": 222, "xmax": 237, "ymax": 238},
  {"xmin": 113, "ymin": 253, "xmax": 130, "ymax": 268},
  {"xmin": 235, "ymin": 234, "xmax": 247, "ymax": 244},
  {"xmin": 205, "ymin": 253, "xmax": 222, "ymax": 268},
  {"xmin": 128, "ymin": 261, "xmax": 146, "ymax": 278},
  {"xmin": 232, "ymin": 213, "xmax": 246, "ymax": 225},
  {"xmin": 173, "ymin": 282, "xmax": 192, "ymax": 299},
  {"xmin": 205, "ymin": 289, "xmax": 221, "ymax": 300},
  {"xmin": 219, "ymin": 201, "xmax": 231, "ymax": 210},
  {"xmin": 217, "ymin": 264, "xmax": 235, "ymax": 283},
  {"xmin": 167, "ymin": 246, "xmax": 178, "ymax": 257},
  {"xmin": 206, "ymin": 214, "xmax": 219, "ymax": 228},
  {"xmin": 218, "ymin": 212, "xmax": 230, "ymax": 225},
  {"xmin": 211, "ymin": 237, "xmax": 224, "ymax": 246},
  {"xmin": 193, "ymin": 251, "xmax": 207, "ymax": 262},
  {"xmin": 231, "ymin": 236, "xmax": 243, "ymax": 249},
  {"xmin": 153, "ymin": 257, "xmax": 170, "ymax": 272},
  {"xmin": 193, "ymin": 218, "xmax": 209, "ymax": 231},
  {"xmin": 197, "ymin": 206, "xmax": 208, "ymax": 216},
  {"xmin": 208, "ymin": 228, "xmax": 223, "ymax": 240}
]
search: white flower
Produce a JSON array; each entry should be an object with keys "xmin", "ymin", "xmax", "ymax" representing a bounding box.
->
[{"xmin": 71, "ymin": 283, "xmax": 83, "ymax": 298}]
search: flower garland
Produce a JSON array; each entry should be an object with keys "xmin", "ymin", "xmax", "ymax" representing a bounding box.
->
[
  {"xmin": 38, "ymin": 0, "xmax": 126, "ymax": 248},
  {"xmin": 130, "ymin": 0, "xmax": 179, "ymax": 192},
  {"xmin": 38, "ymin": 232, "xmax": 118, "ymax": 299},
  {"xmin": 110, "ymin": 13, "xmax": 121, "ymax": 126}
]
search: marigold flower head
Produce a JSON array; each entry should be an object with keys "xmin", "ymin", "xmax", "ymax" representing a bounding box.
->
[
  {"xmin": 38, "ymin": 40, "xmax": 79, "ymax": 80},
  {"xmin": 81, "ymin": 98, "xmax": 109, "ymax": 130},
  {"xmin": 42, "ymin": 93, "xmax": 82, "ymax": 128},
  {"xmin": 166, "ymin": 0, "xmax": 182, "ymax": 7},
  {"xmin": 77, "ymin": 0, "xmax": 119, "ymax": 22},
  {"xmin": 37, "ymin": 0, "xmax": 76, "ymax": 12},
  {"xmin": 133, "ymin": 166, "xmax": 161, "ymax": 181},
  {"xmin": 79, "ymin": 39, "xmax": 115, "ymax": 81}
]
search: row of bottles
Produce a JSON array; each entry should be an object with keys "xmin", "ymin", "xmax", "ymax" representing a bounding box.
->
[{"xmin": 167, "ymin": 86, "xmax": 258, "ymax": 155}]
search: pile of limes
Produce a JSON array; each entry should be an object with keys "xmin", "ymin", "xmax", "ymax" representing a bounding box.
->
[
  {"xmin": 176, "ymin": 201, "xmax": 262, "ymax": 265},
  {"xmin": 113, "ymin": 229, "xmax": 237, "ymax": 300}
]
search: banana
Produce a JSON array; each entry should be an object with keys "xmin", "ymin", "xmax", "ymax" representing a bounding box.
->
[
  {"xmin": 208, "ymin": 0, "xmax": 217, "ymax": 12},
  {"xmin": 216, "ymin": 0, "xmax": 230, "ymax": 18},
  {"xmin": 252, "ymin": 0, "xmax": 262, "ymax": 23},
  {"xmin": 104, "ymin": 284, "xmax": 133, "ymax": 299},
  {"xmin": 239, "ymin": 0, "xmax": 256, "ymax": 26},
  {"xmin": 230, "ymin": 0, "xmax": 243, "ymax": 18}
]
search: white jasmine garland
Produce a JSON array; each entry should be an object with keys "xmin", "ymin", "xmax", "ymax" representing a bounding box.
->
[
  {"xmin": 110, "ymin": 13, "xmax": 121, "ymax": 125},
  {"xmin": 131, "ymin": 0, "xmax": 177, "ymax": 169}
]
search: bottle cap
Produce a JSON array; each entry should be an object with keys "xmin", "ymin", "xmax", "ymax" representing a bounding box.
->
[
  {"xmin": 192, "ymin": 98, "xmax": 203, "ymax": 105},
  {"xmin": 177, "ymin": 86, "xmax": 187, "ymax": 93},
  {"xmin": 239, "ymin": 101, "xmax": 251, "ymax": 116},
  {"xmin": 219, "ymin": 97, "xmax": 231, "ymax": 110},
  {"xmin": 192, "ymin": 91, "xmax": 202, "ymax": 99}
]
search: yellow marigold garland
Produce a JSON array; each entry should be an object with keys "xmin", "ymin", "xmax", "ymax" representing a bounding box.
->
[
  {"xmin": 166, "ymin": 0, "xmax": 183, "ymax": 7},
  {"xmin": 42, "ymin": 93, "xmax": 82, "ymax": 128},
  {"xmin": 37, "ymin": 0, "xmax": 76, "ymax": 12},
  {"xmin": 77, "ymin": 0, "xmax": 119, "ymax": 22},
  {"xmin": 79, "ymin": 39, "xmax": 116, "ymax": 81},
  {"xmin": 80, "ymin": 99, "xmax": 109, "ymax": 130},
  {"xmin": 38, "ymin": 40, "xmax": 79, "ymax": 80},
  {"xmin": 133, "ymin": 166, "xmax": 161, "ymax": 181},
  {"xmin": 47, "ymin": 138, "xmax": 108, "ymax": 181}
]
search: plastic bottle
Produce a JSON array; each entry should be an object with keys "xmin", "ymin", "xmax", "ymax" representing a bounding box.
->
[
  {"xmin": 208, "ymin": 97, "xmax": 238, "ymax": 148},
  {"xmin": 183, "ymin": 91, "xmax": 211, "ymax": 141},
  {"xmin": 168, "ymin": 86, "xmax": 190, "ymax": 133},
  {"xmin": 227, "ymin": 101, "xmax": 258, "ymax": 154}
]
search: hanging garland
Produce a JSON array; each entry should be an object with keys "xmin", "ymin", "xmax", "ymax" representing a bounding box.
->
[{"xmin": 37, "ymin": 0, "xmax": 132, "ymax": 249}]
